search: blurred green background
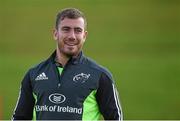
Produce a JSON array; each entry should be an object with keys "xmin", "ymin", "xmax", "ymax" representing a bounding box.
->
[{"xmin": 0, "ymin": 0, "xmax": 180, "ymax": 120}]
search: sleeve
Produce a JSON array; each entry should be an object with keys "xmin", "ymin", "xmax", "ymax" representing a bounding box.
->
[
  {"xmin": 12, "ymin": 70, "xmax": 35, "ymax": 120},
  {"xmin": 96, "ymin": 72, "xmax": 123, "ymax": 120}
]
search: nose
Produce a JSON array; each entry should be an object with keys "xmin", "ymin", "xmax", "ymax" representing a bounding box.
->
[{"xmin": 68, "ymin": 30, "xmax": 76, "ymax": 40}]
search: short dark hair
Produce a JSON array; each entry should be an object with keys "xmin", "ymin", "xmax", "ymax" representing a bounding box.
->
[{"xmin": 55, "ymin": 8, "xmax": 87, "ymax": 30}]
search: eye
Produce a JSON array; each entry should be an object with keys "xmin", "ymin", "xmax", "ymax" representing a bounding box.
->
[
  {"xmin": 75, "ymin": 28, "xmax": 82, "ymax": 33},
  {"xmin": 61, "ymin": 27, "xmax": 70, "ymax": 32}
]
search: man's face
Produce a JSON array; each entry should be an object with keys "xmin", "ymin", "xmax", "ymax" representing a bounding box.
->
[{"xmin": 53, "ymin": 17, "xmax": 87, "ymax": 57}]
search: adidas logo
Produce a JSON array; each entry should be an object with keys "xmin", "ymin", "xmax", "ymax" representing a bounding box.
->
[{"xmin": 35, "ymin": 72, "xmax": 48, "ymax": 81}]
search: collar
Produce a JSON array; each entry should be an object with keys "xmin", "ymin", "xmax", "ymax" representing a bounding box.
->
[{"xmin": 48, "ymin": 50, "xmax": 85, "ymax": 65}]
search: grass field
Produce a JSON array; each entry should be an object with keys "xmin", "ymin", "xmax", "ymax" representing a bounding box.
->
[{"xmin": 0, "ymin": 0, "xmax": 180, "ymax": 119}]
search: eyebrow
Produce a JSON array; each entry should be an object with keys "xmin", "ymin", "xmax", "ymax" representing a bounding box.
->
[
  {"xmin": 61, "ymin": 26, "xmax": 83, "ymax": 30},
  {"xmin": 61, "ymin": 26, "xmax": 70, "ymax": 29},
  {"xmin": 62, "ymin": 26, "xmax": 82, "ymax": 29}
]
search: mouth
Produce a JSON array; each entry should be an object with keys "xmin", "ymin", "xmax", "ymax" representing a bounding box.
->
[
  {"xmin": 65, "ymin": 43, "xmax": 77, "ymax": 46},
  {"xmin": 64, "ymin": 41, "xmax": 78, "ymax": 46}
]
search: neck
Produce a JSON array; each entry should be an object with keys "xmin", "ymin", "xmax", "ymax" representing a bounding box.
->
[{"xmin": 56, "ymin": 49, "xmax": 70, "ymax": 67}]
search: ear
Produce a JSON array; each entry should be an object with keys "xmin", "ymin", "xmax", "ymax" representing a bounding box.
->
[
  {"xmin": 53, "ymin": 28, "xmax": 58, "ymax": 40},
  {"xmin": 83, "ymin": 30, "xmax": 88, "ymax": 41}
]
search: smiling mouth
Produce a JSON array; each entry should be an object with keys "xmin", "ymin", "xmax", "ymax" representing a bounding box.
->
[
  {"xmin": 65, "ymin": 43, "xmax": 77, "ymax": 46},
  {"xmin": 64, "ymin": 41, "xmax": 78, "ymax": 46}
]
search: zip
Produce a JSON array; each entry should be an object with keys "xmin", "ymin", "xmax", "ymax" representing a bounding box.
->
[
  {"xmin": 53, "ymin": 61, "xmax": 70, "ymax": 88},
  {"xmin": 52, "ymin": 62, "xmax": 62, "ymax": 88},
  {"xmin": 58, "ymin": 62, "xmax": 69, "ymax": 87}
]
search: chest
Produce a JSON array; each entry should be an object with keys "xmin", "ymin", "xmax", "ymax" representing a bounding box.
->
[{"xmin": 31, "ymin": 64, "xmax": 101, "ymax": 101}]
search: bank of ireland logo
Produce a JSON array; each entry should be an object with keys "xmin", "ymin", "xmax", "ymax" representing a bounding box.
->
[
  {"xmin": 73, "ymin": 73, "xmax": 90, "ymax": 83},
  {"xmin": 49, "ymin": 93, "xmax": 66, "ymax": 104}
]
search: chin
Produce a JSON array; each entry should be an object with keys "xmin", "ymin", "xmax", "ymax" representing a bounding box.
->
[
  {"xmin": 64, "ymin": 50, "xmax": 79, "ymax": 57},
  {"xmin": 60, "ymin": 47, "xmax": 80, "ymax": 57}
]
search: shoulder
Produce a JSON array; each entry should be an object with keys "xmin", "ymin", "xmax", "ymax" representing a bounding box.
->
[
  {"xmin": 28, "ymin": 51, "xmax": 55, "ymax": 74},
  {"xmin": 32, "ymin": 59, "xmax": 49, "ymax": 69},
  {"xmin": 83, "ymin": 56, "xmax": 113, "ymax": 80},
  {"xmin": 26, "ymin": 58, "xmax": 51, "ymax": 78}
]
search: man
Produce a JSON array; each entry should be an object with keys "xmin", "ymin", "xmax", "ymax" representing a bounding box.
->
[{"xmin": 12, "ymin": 8, "xmax": 123, "ymax": 120}]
